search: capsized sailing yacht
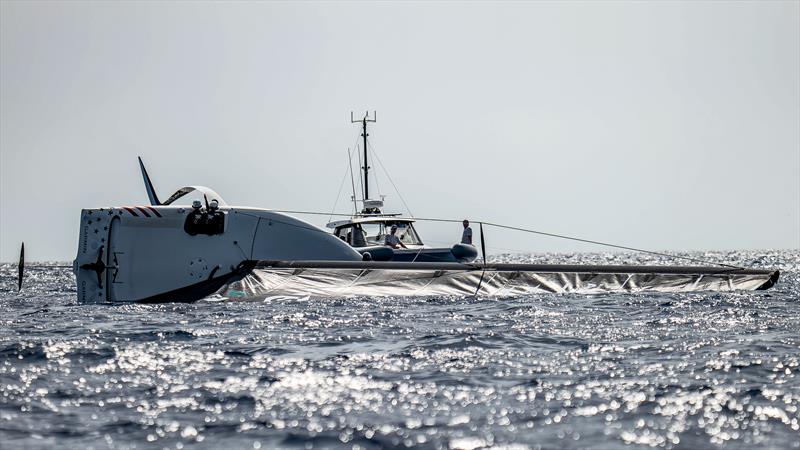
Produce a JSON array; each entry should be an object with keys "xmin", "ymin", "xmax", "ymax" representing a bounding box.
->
[
  {"xmin": 326, "ymin": 112, "xmax": 478, "ymax": 263},
  {"xmin": 45, "ymin": 146, "xmax": 778, "ymax": 304}
]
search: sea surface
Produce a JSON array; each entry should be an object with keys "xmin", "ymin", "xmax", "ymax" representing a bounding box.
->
[{"xmin": 1, "ymin": 250, "xmax": 798, "ymax": 450}]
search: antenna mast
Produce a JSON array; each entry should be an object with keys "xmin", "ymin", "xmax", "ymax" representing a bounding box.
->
[{"xmin": 351, "ymin": 111, "xmax": 376, "ymax": 201}]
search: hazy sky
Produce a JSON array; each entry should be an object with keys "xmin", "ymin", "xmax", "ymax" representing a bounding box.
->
[{"xmin": 1, "ymin": 1, "xmax": 798, "ymax": 262}]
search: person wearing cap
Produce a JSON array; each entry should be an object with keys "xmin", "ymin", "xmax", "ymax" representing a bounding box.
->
[
  {"xmin": 461, "ymin": 219, "xmax": 473, "ymax": 245},
  {"xmin": 384, "ymin": 224, "xmax": 407, "ymax": 249},
  {"xmin": 206, "ymin": 199, "xmax": 225, "ymax": 234},
  {"xmin": 184, "ymin": 200, "xmax": 205, "ymax": 235}
]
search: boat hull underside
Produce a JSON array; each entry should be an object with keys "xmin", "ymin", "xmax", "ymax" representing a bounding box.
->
[{"xmin": 216, "ymin": 267, "xmax": 779, "ymax": 300}]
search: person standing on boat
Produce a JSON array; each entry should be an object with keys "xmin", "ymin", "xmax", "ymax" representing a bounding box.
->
[
  {"xmin": 385, "ymin": 225, "xmax": 408, "ymax": 249},
  {"xmin": 461, "ymin": 220, "xmax": 473, "ymax": 245}
]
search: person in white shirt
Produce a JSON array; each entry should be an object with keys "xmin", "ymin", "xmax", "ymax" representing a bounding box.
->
[
  {"xmin": 384, "ymin": 225, "xmax": 408, "ymax": 249},
  {"xmin": 461, "ymin": 219, "xmax": 473, "ymax": 245}
]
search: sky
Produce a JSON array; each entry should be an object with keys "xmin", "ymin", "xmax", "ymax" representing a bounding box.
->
[{"xmin": 1, "ymin": 1, "xmax": 798, "ymax": 262}]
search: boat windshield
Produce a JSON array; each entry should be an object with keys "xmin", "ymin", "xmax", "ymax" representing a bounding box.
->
[
  {"xmin": 336, "ymin": 221, "xmax": 423, "ymax": 247},
  {"xmin": 368, "ymin": 222, "xmax": 422, "ymax": 246}
]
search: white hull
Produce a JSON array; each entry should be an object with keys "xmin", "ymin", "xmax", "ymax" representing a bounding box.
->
[{"xmin": 73, "ymin": 206, "xmax": 361, "ymax": 303}]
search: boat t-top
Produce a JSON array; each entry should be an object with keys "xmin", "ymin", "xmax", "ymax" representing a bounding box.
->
[{"xmin": 325, "ymin": 112, "xmax": 478, "ymax": 263}]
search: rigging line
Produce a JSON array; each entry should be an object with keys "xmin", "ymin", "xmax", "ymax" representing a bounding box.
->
[
  {"xmin": 366, "ymin": 137, "xmax": 415, "ymax": 217},
  {"xmin": 237, "ymin": 210, "xmax": 334, "ymax": 237},
  {"xmin": 456, "ymin": 218, "xmax": 742, "ymax": 269},
  {"xmin": 473, "ymin": 223, "xmax": 487, "ymax": 296},
  {"xmin": 364, "ymin": 214, "xmax": 742, "ymax": 269},
  {"xmin": 233, "ymin": 240, "xmax": 250, "ymax": 260},
  {"xmin": 366, "ymin": 143, "xmax": 382, "ymax": 199},
  {"xmin": 355, "ymin": 138, "xmax": 365, "ymax": 202},
  {"xmin": 265, "ymin": 209, "xmax": 743, "ymax": 269},
  {"xmin": 348, "ymin": 149, "xmax": 358, "ymax": 215},
  {"xmin": 328, "ymin": 152, "xmax": 352, "ymax": 223},
  {"xmin": 277, "ymin": 210, "xmax": 365, "ymax": 217},
  {"xmin": 479, "ymin": 221, "xmax": 743, "ymax": 269},
  {"xmin": 474, "ymin": 222, "xmax": 488, "ymax": 295},
  {"xmin": 479, "ymin": 222, "xmax": 487, "ymax": 266},
  {"xmin": 423, "ymin": 239, "xmax": 521, "ymax": 254},
  {"xmin": 409, "ymin": 241, "xmax": 426, "ymax": 263}
]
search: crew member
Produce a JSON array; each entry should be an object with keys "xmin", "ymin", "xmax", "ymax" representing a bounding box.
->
[
  {"xmin": 205, "ymin": 199, "xmax": 225, "ymax": 234},
  {"xmin": 461, "ymin": 219, "xmax": 473, "ymax": 245},
  {"xmin": 384, "ymin": 224, "xmax": 407, "ymax": 249},
  {"xmin": 349, "ymin": 224, "xmax": 367, "ymax": 247},
  {"xmin": 184, "ymin": 200, "xmax": 205, "ymax": 235}
]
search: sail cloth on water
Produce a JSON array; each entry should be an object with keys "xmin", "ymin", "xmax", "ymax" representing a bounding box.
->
[{"xmin": 217, "ymin": 261, "xmax": 779, "ymax": 299}]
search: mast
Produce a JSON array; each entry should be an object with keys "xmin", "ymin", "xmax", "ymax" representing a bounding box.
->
[
  {"xmin": 362, "ymin": 117, "xmax": 369, "ymax": 200},
  {"xmin": 351, "ymin": 111, "xmax": 376, "ymax": 201}
]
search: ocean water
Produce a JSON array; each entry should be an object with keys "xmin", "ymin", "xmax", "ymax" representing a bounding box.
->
[{"xmin": 1, "ymin": 250, "xmax": 798, "ymax": 450}]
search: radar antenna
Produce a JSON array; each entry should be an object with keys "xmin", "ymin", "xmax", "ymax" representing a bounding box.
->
[{"xmin": 351, "ymin": 111, "xmax": 377, "ymax": 213}]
